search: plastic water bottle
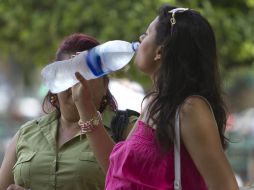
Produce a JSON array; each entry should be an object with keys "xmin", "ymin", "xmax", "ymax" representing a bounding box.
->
[{"xmin": 41, "ymin": 40, "xmax": 140, "ymax": 93}]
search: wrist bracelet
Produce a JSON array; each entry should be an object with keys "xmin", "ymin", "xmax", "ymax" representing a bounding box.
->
[{"xmin": 78, "ymin": 111, "xmax": 102, "ymax": 134}]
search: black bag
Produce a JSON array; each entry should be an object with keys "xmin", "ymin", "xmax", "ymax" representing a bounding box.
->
[{"xmin": 110, "ymin": 109, "xmax": 140, "ymax": 142}]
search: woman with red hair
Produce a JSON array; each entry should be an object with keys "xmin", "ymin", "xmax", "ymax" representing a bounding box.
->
[{"xmin": 0, "ymin": 33, "xmax": 138, "ymax": 190}]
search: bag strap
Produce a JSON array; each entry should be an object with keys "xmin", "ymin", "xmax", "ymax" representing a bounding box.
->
[{"xmin": 174, "ymin": 108, "xmax": 182, "ymax": 190}]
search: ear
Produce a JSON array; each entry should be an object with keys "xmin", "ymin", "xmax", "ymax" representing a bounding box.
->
[{"xmin": 154, "ymin": 45, "xmax": 163, "ymax": 61}]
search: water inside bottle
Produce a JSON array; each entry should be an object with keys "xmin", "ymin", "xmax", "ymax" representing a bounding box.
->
[
  {"xmin": 42, "ymin": 60, "xmax": 79, "ymax": 93},
  {"xmin": 100, "ymin": 51, "xmax": 134, "ymax": 72},
  {"xmin": 51, "ymin": 74, "xmax": 78, "ymax": 93}
]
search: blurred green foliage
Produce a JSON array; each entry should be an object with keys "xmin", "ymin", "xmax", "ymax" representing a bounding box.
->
[{"xmin": 0, "ymin": 0, "xmax": 253, "ymax": 90}]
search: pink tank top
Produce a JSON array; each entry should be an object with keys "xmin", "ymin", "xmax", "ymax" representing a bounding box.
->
[{"xmin": 105, "ymin": 120, "xmax": 208, "ymax": 190}]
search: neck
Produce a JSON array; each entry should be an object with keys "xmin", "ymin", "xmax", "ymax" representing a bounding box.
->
[
  {"xmin": 57, "ymin": 117, "xmax": 81, "ymax": 149},
  {"xmin": 59, "ymin": 115, "xmax": 79, "ymax": 129}
]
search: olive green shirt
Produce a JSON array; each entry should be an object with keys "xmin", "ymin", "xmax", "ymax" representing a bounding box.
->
[{"xmin": 13, "ymin": 109, "xmax": 116, "ymax": 190}]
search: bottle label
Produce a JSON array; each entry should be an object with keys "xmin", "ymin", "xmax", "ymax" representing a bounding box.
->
[{"xmin": 86, "ymin": 48, "xmax": 104, "ymax": 77}]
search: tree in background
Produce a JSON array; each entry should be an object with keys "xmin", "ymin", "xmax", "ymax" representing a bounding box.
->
[{"xmin": 0, "ymin": 0, "xmax": 253, "ymax": 91}]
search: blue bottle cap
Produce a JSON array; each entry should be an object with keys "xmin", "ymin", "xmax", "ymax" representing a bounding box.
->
[{"xmin": 131, "ymin": 42, "xmax": 140, "ymax": 52}]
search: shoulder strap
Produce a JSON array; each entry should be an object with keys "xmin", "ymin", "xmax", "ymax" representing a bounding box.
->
[
  {"xmin": 110, "ymin": 109, "xmax": 140, "ymax": 142},
  {"xmin": 174, "ymin": 108, "xmax": 182, "ymax": 190}
]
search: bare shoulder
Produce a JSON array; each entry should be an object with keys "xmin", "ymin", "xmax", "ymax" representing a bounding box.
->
[
  {"xmin": 179, "ymin": 95, "xmax": 222, "ymax": 158},
  {"xmin": 181, "ymin": 95, "xmax": 212, "ymax": 118},
  {"xmin": 179, "ymin": 95, "xmax": 218, "ymax": 139}
]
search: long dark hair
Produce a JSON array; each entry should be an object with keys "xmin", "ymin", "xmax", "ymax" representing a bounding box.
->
[
  {"xmin": 42, "ymin": 33, "xmax": 117, "ymax": 115},
  {"xmin": 146, "ymin": 5, "xmax": 227, "ymax": 150}
]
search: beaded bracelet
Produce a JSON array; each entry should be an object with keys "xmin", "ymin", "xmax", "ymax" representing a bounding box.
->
[{"xmin": 78, "ymin": 111, "xmax": 102, "ymax": 134}]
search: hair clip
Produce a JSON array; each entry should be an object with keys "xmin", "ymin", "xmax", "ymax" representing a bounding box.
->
[
  {"xmin": 168, "ymin": 8, "xmax": 189, "ymax": 26},
  {"xmin": 168, "ymin": 8, "xmax": 189, "ymax": 36}
]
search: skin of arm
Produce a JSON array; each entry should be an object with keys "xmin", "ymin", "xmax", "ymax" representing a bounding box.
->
[
  {"xmin": 180, "ymin": 96, "xmax": 239, "ymax": 190},
  {"xmin": 72, "ymin": 72, "xmax": 115, "ymax": 172},
  {"xmin": 0, "ymin": 132, "xmax": 19, "ymax": 190},
  {"xmin": 122, "ymin": 115, "xmax": 139, "ymax": 139}
]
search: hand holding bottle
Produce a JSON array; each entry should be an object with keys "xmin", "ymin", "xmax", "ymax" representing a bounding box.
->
[
  {"xmin": 72, "ymin": 71, "xmax": 115, "ymax": 171},
  {"xmin": 72, "ymin": 72, "xmax": 98, "ymax": 120}
]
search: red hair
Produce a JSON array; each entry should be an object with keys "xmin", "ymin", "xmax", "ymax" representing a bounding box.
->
[{"xmin": 55, "ymin": 33, "xmax": 100, "ymax": 61}]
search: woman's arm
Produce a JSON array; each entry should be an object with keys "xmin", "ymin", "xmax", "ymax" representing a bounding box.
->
[
  {"xmin": 180, "ymin": 96, "xmax": 239, "ymax": 190},
  {"xmin": 72, "ymin": 72, "xmax": 115, "ymax": 172},
  {"xmin": 0, "ymin": 132, "xmax": 19, "ymax": 190},
  {"xmin": 122, "ymin": 114, "xmax": 139, "ymax": 139}
]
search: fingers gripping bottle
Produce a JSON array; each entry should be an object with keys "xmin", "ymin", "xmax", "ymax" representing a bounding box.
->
[{"xmin": 41, "ymin": 40, "xmax": 140, "ymax": 93}]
